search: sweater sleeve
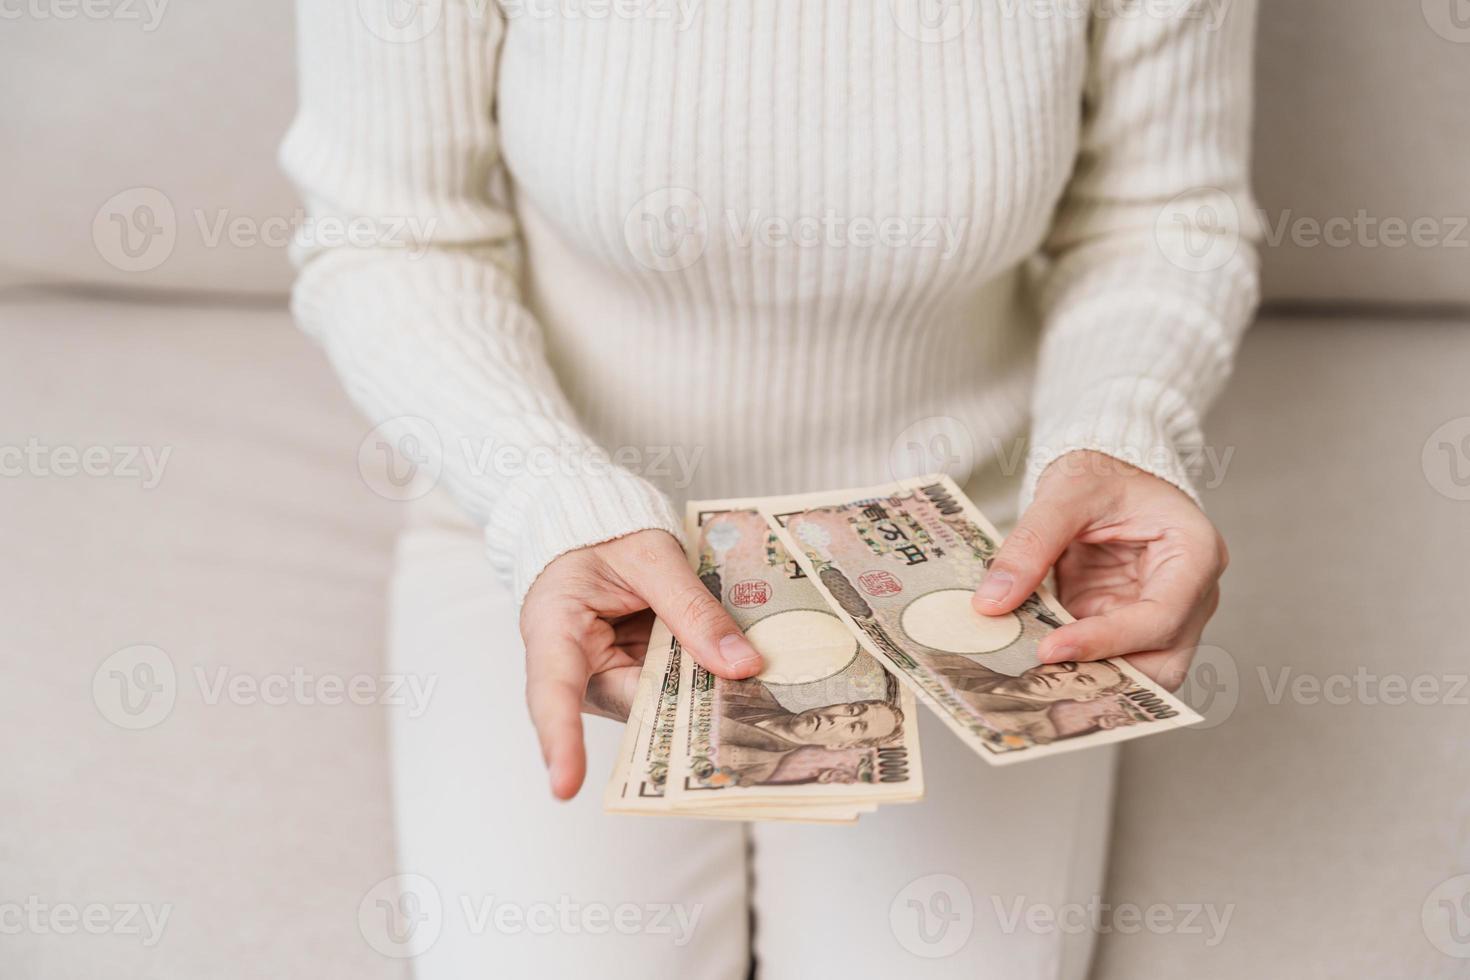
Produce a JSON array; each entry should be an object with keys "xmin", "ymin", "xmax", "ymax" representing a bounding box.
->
[
  {"xmin": 279, "ymin": 2, "xmax": 680, "ymax": 601},
  {"xmin": 1023, "ymin": 0, "xmax": 1263, "ymax": 509}
]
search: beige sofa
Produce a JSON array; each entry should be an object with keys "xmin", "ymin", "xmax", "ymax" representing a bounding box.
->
[{"xmin": 4, "ymin": 2, "xmax": 1467, "ymax": 977}]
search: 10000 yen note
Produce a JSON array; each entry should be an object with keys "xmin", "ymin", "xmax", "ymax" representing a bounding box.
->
[
  {"xmin": 761, "ymin": 474, "xmax": 1201, "ymax": 764},
  {"xmin": 604, "ymin": 620, "xmax": 876, "ymax": 823},
  {"xmin": 665, "ymin": 506, "xmax": 923, "ymax": 809}
]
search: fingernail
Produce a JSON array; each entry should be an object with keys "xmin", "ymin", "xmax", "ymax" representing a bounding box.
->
[
  {"xmin": 718, "ymin": 634, "xmax": 762, "ymax": 672},
  {"xmin": 975, "ymin": 569, "xmax": 1014, "ymax": 606},
  {"xmin": 1040, "ymin": 644, "xmax": 1080, "ymax": 664}
]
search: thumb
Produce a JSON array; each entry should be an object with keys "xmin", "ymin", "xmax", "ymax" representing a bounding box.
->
[
  {"xmin": 972, "ymin": 497, "xmax": 1088, "ymax": 614},
  {"xmin": 616, "ymin": 535, "xmax": 764, "ymax": 681}
]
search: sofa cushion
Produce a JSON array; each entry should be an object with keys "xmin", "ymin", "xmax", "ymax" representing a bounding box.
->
[
  {"xmin": 5, "ymin": 294, "xmax": 1468, "ymax": 976},
  {"xmin": 0, "ymin": 295, "xmax": 403, "ymax": 979},
  {"xmin": 1095, "ymin": 314, "xmax": 1470, "ymax": 977}
]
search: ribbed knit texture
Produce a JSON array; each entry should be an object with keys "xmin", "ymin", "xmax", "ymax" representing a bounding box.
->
[{"xmin": 281, "ymin": 0, "xmax": 1261, "ymax": 602}]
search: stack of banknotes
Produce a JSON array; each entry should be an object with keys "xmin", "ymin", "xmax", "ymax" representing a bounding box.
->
[{"xmin": 604, "ymin": 474, "xmax": 1201, "ymax": 823}]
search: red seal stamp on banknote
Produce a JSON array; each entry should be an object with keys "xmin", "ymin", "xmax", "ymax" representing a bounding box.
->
[
  {"xmin": 730, "ymin": 580, "xmax": 772, "ymax": 608},
  {"xmin": 858, "ymin": 570, "xmax": 903, "ymax": 597}
]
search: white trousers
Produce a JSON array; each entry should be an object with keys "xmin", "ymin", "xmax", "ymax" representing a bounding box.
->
[{"xmin": 384, "ymin": 493, "xmax": 1116, "ymax": 979}]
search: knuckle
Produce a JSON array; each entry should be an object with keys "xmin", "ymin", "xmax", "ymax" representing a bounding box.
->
[
  {"xmin": 671, "ymin": 582, "xmax": 728, "ymax": 637},
  {"xmin": 610, "ymin": 529, "xmax": 676, "ymax": 568},
  {"xmin": 1004, "ymin": 522, "xmax": 1049, "ymax": 564}
]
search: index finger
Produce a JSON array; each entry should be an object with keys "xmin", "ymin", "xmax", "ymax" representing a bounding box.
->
[{"xmin": 523, "ymin": 623, "xmax": 590, "ymax": 800}]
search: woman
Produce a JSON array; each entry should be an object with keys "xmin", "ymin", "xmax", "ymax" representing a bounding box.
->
[{"xmin": 282, "ymin": 1, "xmax": 1257, "ymax": 975}]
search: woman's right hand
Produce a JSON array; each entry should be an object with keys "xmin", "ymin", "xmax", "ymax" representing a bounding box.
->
[{"xmin": 519, "ymin": 529, "xmax": 765, "ymax": 800}]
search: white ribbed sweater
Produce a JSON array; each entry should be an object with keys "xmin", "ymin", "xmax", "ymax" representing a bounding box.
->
[{"xmin": 281, "ymin": 0, "xmax": 1261, "ymax": 601}]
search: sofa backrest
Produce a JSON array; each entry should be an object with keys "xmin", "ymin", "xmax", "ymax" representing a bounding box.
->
[{"xmin": 1, "ymin": 0, "xmax": 1466, "ymax": 306}]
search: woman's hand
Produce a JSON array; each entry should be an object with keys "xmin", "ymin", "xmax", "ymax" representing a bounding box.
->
[
  {"xmin": 972, "ymin": 451, "xmax": 1226, "ymax": 691},
  {"xmin": 520, "ymin": 529, "xmax": 764, "ymax": 800}
]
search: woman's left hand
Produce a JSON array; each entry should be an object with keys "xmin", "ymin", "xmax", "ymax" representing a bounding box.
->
[{"xmin": 971, "ymin": 450, "xmax": 1226, "ymax": 690}]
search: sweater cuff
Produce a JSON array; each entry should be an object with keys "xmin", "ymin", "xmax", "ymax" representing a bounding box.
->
[
  {"xmin": 491, "ymin": 468, "xmax": 684, "ymax": 604},
  {"xmin": 1021, "ymin": 377, "xmax": 1205, "ymax": 514}
]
